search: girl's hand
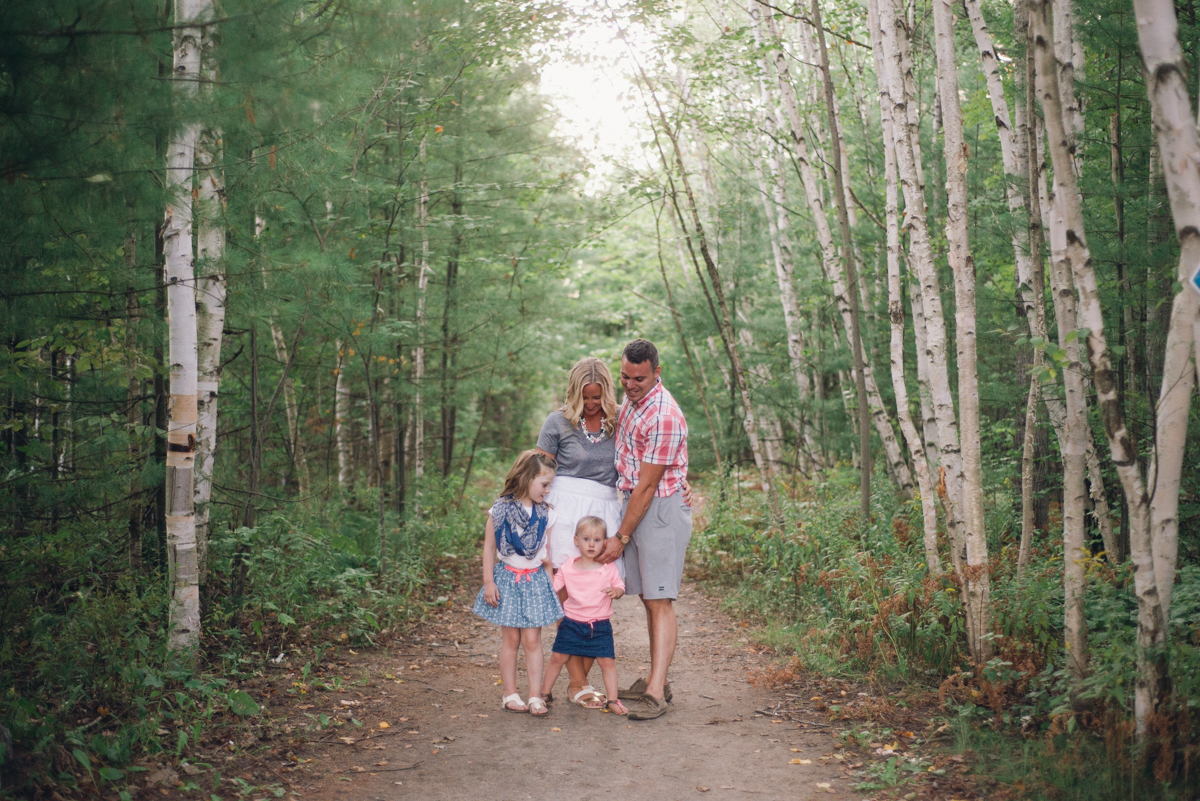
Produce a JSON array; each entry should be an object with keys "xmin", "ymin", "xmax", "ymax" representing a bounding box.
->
[
  {"xmin": 682, "ymin": 478, "xmax": 694, "ymax": 507},
  {"xmin": 603, "ymin": 586, "xmax": 624, "ymax": 600},
  {"xmin": 484, "ymin": 581, "xmax": 500, "ymax": 607}
]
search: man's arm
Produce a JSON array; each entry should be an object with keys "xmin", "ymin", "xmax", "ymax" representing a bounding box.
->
[{"xmin": 598, "ymin": 460, "xmax": 666, "ymax": 563}]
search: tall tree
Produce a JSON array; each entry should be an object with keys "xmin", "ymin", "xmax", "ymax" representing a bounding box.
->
[{"xmin": 163, "ymin": 0, "xmax": 208, "ymax": 652}]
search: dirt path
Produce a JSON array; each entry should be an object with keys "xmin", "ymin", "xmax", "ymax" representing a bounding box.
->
[{"xmin": 286, "ymin": 584, "xmax": 853, "ymax": 801}]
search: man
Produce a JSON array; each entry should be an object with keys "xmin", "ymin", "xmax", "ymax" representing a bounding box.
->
[{"xmin": 599, "ymin": 339, "xmax": 691, "ymax": 721}]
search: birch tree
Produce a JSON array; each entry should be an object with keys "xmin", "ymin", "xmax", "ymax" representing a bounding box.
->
[
  {"xmin": 875, "ymin": 0, "xmax": 971, "ymax": 589},
  {"xmin": 931, "ymin": 0, "xmax": 991, "ymax": 664},
  {"xmin": 163, "ymin": 0, "xmax": 207, "ymax": 652},
  {"xmin": 193, "ymin": 42, "xmax": 225, "ymax": 581},
  {"xmin": 758, "ymin": 2, "xmax": 914, "ymax": 502},
  {"xmin": 866, "ymin": 0, "xmax": 940, "ymax": 573},
  {"xmin": 1123, "ymin": 0, "xmax": 1200, "ymax": 732},
  {"xmin": 412, "ymin": 131, "xmax": 430, "ymax": 515}
]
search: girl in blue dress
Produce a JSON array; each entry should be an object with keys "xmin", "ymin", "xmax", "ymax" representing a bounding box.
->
[{"xmin": 472, "ymin": 450, "xmax": 563, "ymax": 717}]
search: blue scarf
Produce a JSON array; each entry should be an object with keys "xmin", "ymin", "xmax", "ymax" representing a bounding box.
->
[{"xmin": 491, "ymin": 496, "xmax": 549, "ymax": 558}]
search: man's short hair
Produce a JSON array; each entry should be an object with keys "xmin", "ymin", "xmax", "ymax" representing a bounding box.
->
[{"xmin": 623, "ymin": 339, "xmax": 659, "ymax": 371}]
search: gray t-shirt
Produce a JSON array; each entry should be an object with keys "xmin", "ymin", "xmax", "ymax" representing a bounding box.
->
[{"xmin": 536, "ymin": 411, "xmax": 618, "ymax": 487}]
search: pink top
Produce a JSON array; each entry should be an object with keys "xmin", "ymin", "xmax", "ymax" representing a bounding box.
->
[{"xmin": 552, "ymin": 557, "xmax": 625, "ymax": 622}]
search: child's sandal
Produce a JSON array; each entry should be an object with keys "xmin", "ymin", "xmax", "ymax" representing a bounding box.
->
[
  {"xmin": 605, "ymin": 699, "xmax": 628, "ymax": 715},
  {"xmin": 501, "ymin": 693, "xmax": 527, "ymax": 713},
  {"xmin": 527, "ymin": 696, "xmax": 549, "ymax": 717}
]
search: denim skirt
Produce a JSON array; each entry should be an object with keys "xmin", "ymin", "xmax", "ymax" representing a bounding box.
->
[{"xmin": 551, "ymin": 616, "xmax": 615, "ymax": 659}]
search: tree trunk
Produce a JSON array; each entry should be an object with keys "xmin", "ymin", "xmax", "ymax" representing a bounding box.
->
[
  {"xmin": 335, "ymin": 341, "xmax": 352, "ymax": 488},
  {"xmin": 126, "ymin": 229, "xmax": 143, "ymax": 568},
  {"xmin": 810, "ymin": 0, "xmax": 881, "ymax": 520},
  {"xmin": 1017, "ymin": 28, "xmax": 1049, "ymax": 580},
  {"xmin": 762, "ymin": 3, "xmax": 914, "ymax": 503},
  {"xmin": 193, "ymin": 22, "xmax": 225, "ymax": 579},
  {"xmin": 412, "ymin": 132, "xmax": 429, "ymax": 516},
  {"xmin": 745, "ymin": 11, "xmax": 817, "ymax": 457},
  {"xmin": 876, "ymin": 0, "xmax": 969, "ymax": 585},
  {"xmin": 932, "ymin": 0, "xmax": 991, "ymax": 664},
  {"xmin": 1119, "ymin": 0, "xmax": 1200, "ymax": 732},
  {"xmin": 1030, "ymin": 0, "xmax": 1096, "ymax": 693},
  {"xmin": 654, "ymin": 198, "xmax": 723, "ymax": 470},
  {"xmin": 866, "ymin": 0, "xmax": 940, "ymax": 573},
  {"xmin": 163, "ymin": 0, "xmax": 206, "ymax": 653},
  {"xmin": 440, "ymin": 158, "xmax": 462, "ymax": 479}
]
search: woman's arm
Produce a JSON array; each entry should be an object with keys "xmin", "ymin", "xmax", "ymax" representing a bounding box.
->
[{"xmin": 482, "ymin": 517, "xmax": 500, "ymax": 607}]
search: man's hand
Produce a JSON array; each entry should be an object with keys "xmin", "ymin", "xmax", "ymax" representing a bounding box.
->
[
  {"xmin": 602, "ymin": 585, "xmax": 625, "ymax": 600},
  {"xmin": 682, "ymin": 478, "xmax": 693, "ymax": 507},
  {"xmin": 597, "ymin": 536, "xmax": 625, "ymax": 564}
]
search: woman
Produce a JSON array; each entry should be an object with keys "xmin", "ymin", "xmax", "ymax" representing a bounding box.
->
[{"xmin": 536, "ymin": 356, "xmax": 689, "ymax": 709}]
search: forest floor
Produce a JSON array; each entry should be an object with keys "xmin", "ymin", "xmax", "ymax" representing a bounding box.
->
[{"xmin": 142, "ymin": 579, "xmax": 995, "ymax": 801}]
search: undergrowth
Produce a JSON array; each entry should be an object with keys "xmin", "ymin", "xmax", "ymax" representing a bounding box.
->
[
  {"xmin": 692, "ymin": 467, "xmax": 1200, "ymax": 799},
  {"xmin": 0, "ymin": 471, "xmax": 495, "ymax": 799}
]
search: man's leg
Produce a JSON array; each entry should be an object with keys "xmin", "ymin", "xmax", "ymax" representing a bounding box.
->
[{"xmin": 642, "ymin": 598, "xmax": 676, "ymax": 700}]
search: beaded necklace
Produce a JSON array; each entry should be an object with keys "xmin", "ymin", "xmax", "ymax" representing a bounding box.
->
[{"xmin": 579, "ymin": 416, "xmax": 606, "ymax": 445}]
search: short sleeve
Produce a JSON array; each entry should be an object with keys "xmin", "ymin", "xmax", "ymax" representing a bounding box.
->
[
  {"xmin": 641, "ymin": 413, "xmax": 684, "ymax": 466},
  {"xmin": 536, "ymin": 412, "xmax": 564, "ymax": 455},
  {"xmin": 607, "ymin": 563, "xmax": 625, "ymax": 591},
  {"xmin": 553, "ymin": 562, "xmax": 567, "ymax": 592}
]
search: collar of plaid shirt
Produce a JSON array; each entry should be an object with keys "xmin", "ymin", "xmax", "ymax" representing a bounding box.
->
[{"xmin": 627, "ymin": 377, "xmax": 663, "ymax": 408}]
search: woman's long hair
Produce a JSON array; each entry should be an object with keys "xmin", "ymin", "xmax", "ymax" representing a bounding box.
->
[
  {"xmin": 498, "ymin": 449, "xmax": 558, "ymax": 502},
  {"xmin": 560, "ymin": 357, "xmax": 618, "ymax": 436}
]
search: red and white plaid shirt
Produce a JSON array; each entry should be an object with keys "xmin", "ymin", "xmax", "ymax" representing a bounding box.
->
[{"xmin": 614, "ymin": 379, "xmax": 688, "ymax": 497}]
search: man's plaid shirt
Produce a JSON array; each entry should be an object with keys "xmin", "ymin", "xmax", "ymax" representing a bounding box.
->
[{"xmin": 614, "ymin": 379, "xmax": 688, "ymax": 497}]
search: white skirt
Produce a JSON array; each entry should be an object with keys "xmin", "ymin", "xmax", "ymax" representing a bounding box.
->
[{"xmin": 545, "ymin": 476, "xmax": 624, "ymax": 577}]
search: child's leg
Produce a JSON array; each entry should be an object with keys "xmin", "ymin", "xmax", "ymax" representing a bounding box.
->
[
  {"xmin": 519, "ymin": 627, "xmax": 544, "ymax": 701},
  {"xmin": 541, "ymin": 651, "xmax": 571, "ymax": 698},
  {"xmin": 596, "ymin": 657, "xmax": 620, "ymax": 705},
  {"xmin": 499, "ymin": 626, "xmax": 523, "ymax": 707},
  {"xmin": 565, "ymin": 656, "xmax": 597, "ymax": 693}
]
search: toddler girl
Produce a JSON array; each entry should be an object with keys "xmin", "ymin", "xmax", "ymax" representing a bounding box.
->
[
  {"xmin": 472, "ymin": 450, "xmax": 563, "ymax": 717},
  {"xmin": 541, "ymin": 516, "xmax": 627, "ymax": 715}
]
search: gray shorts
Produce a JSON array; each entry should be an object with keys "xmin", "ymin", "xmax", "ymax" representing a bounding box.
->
[{"xmin": 621, "ymin": 490, "xmax": 693, "ymax": 600}]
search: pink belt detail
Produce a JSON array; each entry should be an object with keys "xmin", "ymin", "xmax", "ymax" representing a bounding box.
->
[{"xmin": 504, "ymin": 565, "xmax": 540, "ymax": 583}]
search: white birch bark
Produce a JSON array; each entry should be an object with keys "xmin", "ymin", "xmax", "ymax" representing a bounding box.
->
[
  {"xmin": 335, "ymin": 340, "xmax": 352, "ymax": 488},
  {"xmin": 412, "ymin": 132, "xmax": 430, "ymax": 515},
  {"xmin": 1122, "ymin": 0, "xmax": 1200, "ymax": 730},
  {"xmin": 933, "ymin": 0, "xmax": 991, "ymax": 664},
  {"xmin": 1030, "ymin": 0, "xmax": 1097, "ymax": 689},
  {"xmin": 760, "ymin": 2, "xmax": 913, "ymax": 498},
  {"xmin": 876, "ymin": 0, "xmax": 969, "ymax": 580},
  {"xmin": 193, "ymin": 17, "xmax": 224, "ymax": 581},
  {"xmin": 867, "ymin": 0, "xmax": 941, "ymax": 573},
  {"xmin": 745, "ymin": 16, "xmax": 813, "ymax": 415},
  {"xmin": 163, "ymin": 0, "xmax": 206, "ymax": 652},
  {"xmin": 1002, "ymin": 0, "xmax": 1119, "ymax": 565}
]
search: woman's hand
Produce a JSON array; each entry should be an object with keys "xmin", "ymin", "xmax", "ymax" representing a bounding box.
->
[
  {"xmin": 484, "ymin": 581, "xmax": 500, "ymax": 607},
  {"xmin": 603, "ymin": 586, "xmax": 624, "ymax": 600},
  {"xmin": 682, "ymin": 478, "xmax": 694, "ymax": 507}
]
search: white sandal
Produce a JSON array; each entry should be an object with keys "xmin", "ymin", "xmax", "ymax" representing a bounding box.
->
[
  {"xmin": 501, "ymin": 693, "xmax": 527, "ymax": 713},
  {"xmin": 527, "ymin": 696, "xmax": 549, "ymax": 717}
]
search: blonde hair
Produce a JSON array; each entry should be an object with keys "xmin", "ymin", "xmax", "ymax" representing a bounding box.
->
[
  {"xmin": 575, "ymin": 516, "xmax": 607, "ymax": 539},
  {"xmin": 561, "ymin": 357, "xmax": 618, "ymax": 436},
  {"xmin": 499, "ymin": 449, "xmax": 557, "ymax": 502}
]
